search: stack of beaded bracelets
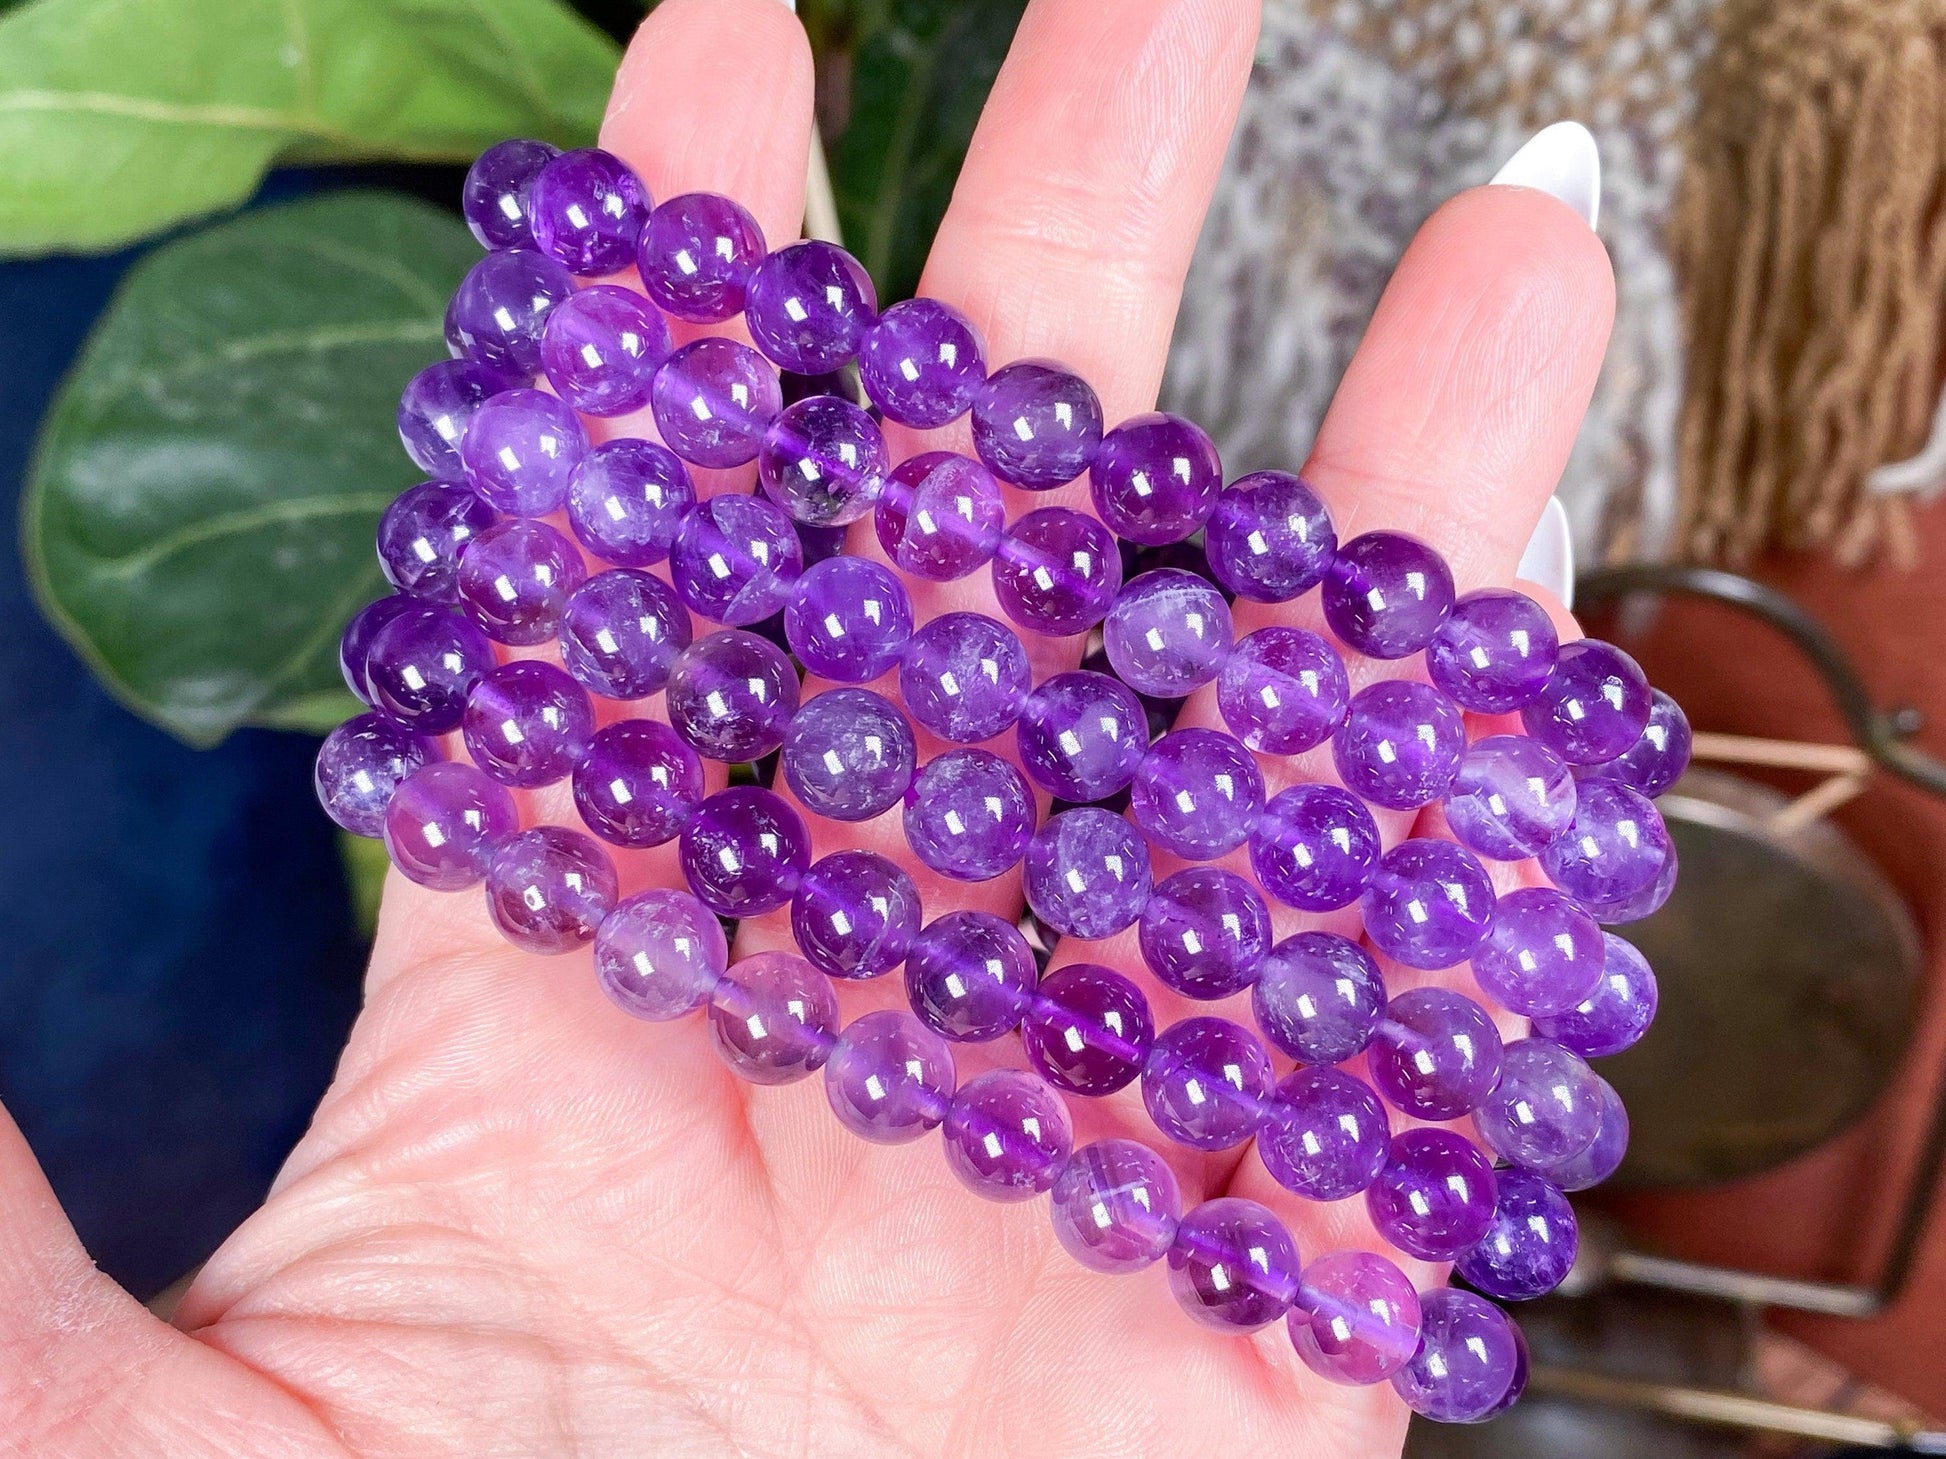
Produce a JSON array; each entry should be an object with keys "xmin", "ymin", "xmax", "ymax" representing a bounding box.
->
[{"xmin": 314, "ymin": 137, "xmax": 1687, "ymax": 1424}]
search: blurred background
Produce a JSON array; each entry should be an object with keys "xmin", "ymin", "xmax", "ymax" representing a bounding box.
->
[{"xmin": 2, "ymin": 0, "xmax": 1945, "ymax": 1453}]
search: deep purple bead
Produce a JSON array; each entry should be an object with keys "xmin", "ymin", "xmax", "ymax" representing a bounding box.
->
[
  {"xmin": 709, "ymin": 952, "xmax": 839, "ymax": 1085},
  {"xmin": 1443, "ymin": 734, "xmax": 1578, "ymax": 861},
  {"xmin": 1014, "ymin": 670, "xmax": 1149, "ymax": 801},
  {"xmin": 825, "ymin": 1010, "xmax": 954, "ymax": 1143},
  {"xmin": 904, "ymin": 911, "xmax": 1037, "ymax": 1041},
  {"xmin": 1428, "ymin": 588, "xmax": 1561, "ymax": 712},
  {"xmin": 565, "ymin": 438, "xmax": 694, "ymax": 568},
  {"xmin": 484, "ymin": 826, "xmax": 617, "ymax": 954},
  {"xmin": 1332, "ymin": 679, "xmax": 1467, "ymax": 810},
  {"xmin": 315, "ymin": 713, "xmax": 438, "ymax": 837},
  {"xmin": 1139, "ymin": 867, "xmax": 1271, "ymax": 1000},
  {"xmin": 651, "ymin": 338, "xmax": 784, "ymax": 468},
  {"xmin": 1582, "ymin": 687, "xmax": 1691, "ymax": 797},
  {"xmin": 780, "ymin": 687, "xmax": 915, "ymax": 822},
  {"xmin": 942, "ymin": 1069, "xmax": 1072, "ymax": 1202},
  {"xmin": 784, "ymin": 557, "xmax": 912, "ymax": 682},
  {"xmin": 1539, "ymin": 780, "xmax": 1671, "ymax": 909},
  {"xmin": 1248, "ymin": 784, "xmax": 1381, "ymax": 912},
  {"xmin": 539, "ymin": 284, "xmax": 670, "ymax": 416},
  {"xmin": 991, "ymin": 507, "xmax": 1122, "ymax": 638},
  {"xmin": 791, "ymin": 850, "xmax": 921, "ymax": 980},
  {"xmin": 571, "ymin": 719, "xmax": 704, "ymax": 848},
  {"xmin": 1522, "ymin": 639, "xmax": 1654, "ymax": 765},
  {"xmin": 636, "ymin": 191, "xmax": 765, "ymax": 322},
  {"xmin": 1535, "ymin": 1075, "xmax": 1628, "ymax": 1190},
  {"xmin": 1476, "ymin": 1037, "xmax": 1605, "ymax": 1169},
  {"xmin": 857, "ymin": 297, "xmax": 986, "ymax": 427},
  {"xmin": 1457, "ymin": 1169, "xmax": 1579, "ymax": 1302},
  {"xmin": 1391, "ymin": 1288, "xmax": 1523, "ymax": 1422},
  {"xmin": 1049, "ymin": 1139, "xmax": 1181, "ymax": 1274},
  {"xmin": 398, "ymin": 359, "xmax": 517, "ymax": 479},
  {"xmin": 903, "ymin": 749, "xmax": 1034, "ymax": 881},
  {"xmin": 462, "ymin": 660, "xmax": 593, "ymax": 788},
  {"xmin": 1023, "ymin": 964, "xmax": 1154, "ymax": 1097},
  {"xmin": 679, "ymin": 786, "xmax": 809, "ymax": 917},
  {"xmin": 1204, "ymin": 475, "xmax": 1336, "ymax": 607},
  {"xmin": 1251, "ymin": 931, "xmax": 1386, "ymax": 1064},
  {"xmin": 378, "ymin": 481, "xmax": 494, "ymax": 604},
  {"xmin": 1218, "ymin": 626, "xmax": 1349, "ymax": 754},
  {"xmin": 341, "ymin": 595, "xmax": 417, "ymax": 705},
  {"xmin": 1089, "ymin": 412, "xmax": 1222, "ymax": 545},
  {"xmin": 1366, "ymin": 1128, "xmax": 1498, "ymax": 1261},
  {"xmin": 1472, "ymin": 886, "xmax": 1605, "ymax": 1017},
  {"xmin": 383, "ymin": 761, "xmax": 516, "ymax": 890},
  {"xmin": 456, "ymin": 518, "xmax": 584, "ymax": 645},
  {"xmin": 1321, "ymin": 531, "xmax": 1456, "ymax": 660},
  {"xmin": 1535, "ymin": 932, "xmax": 1659, "ymax": 1057},
  {"xmin": 1368, "ymin": 987, "xmax": 1505, "ymax": 1120},
  {"xmin": 665, "ymin": 629, "xmax": 800, "ymax": 762},
  {"xmin": 1143, "ymin": 1016, "xmax": 1273, "ymax": 1152},
  {"xmin": 462, "ymin": 138, "xmax": 560, "ymax": 250},
  {"xmin": 594, "ymin": 889, "xmax": 727, "ymax": 1020},
  {"xmin": 898, "ymin": 612, "xmax": 1030, "ymax": 744},
  {"xmin": 874, "ymin": 452, "xmax": 1005, "ymax": 581},
  {"xmin": 758, "ymin": 395, "xmax": 888, "ymax": 528},
  {"xmin": 1257, "ymin": 1066, "xmax": 1390, "ymax": 1202},
  {"xmin": 1129, "ymin": 729, "xmax": 1264, "ymax": 860},
  {"xmin": 445, "ymin": 248, "xmax": 575, "ymax": 378},
  {"xmin": 1168, "ymin": 1198, "xmax": 1300, "ymax": 1332},
  {"xmin": 558, "ymin": 568, "xmax": 691, "ymax": 701},
  {"xmin": 529, "ymin": 148, "xmax": 650, "ymax": 277},
  {"xmin": 1288, "ymin": 1251, "xmax": 1422, "ymax": 1386},
  {"xmin": 364, "ymin": 604, "xmax": 496, "ymax": 732},
  {"xmin": 1023, "ymin": 808, "xmax": 1152, "ymax": 942},
  {"xmin": 1361, "ymin": 839, "xmax": 1496, "ymax": 970},
  {"xmin": 745, "ymin": 240, "xmax": 876, "ymax": 373},
  {"xmin": 460, "ymin": 388, "xmax": 587, "ymax": 518},
  {"xmin": 668, "ymin": 494, "xmax": 802, "ymax": 626},
  {"xmin": 1102, "ymin": 569, "xmax": 1234, "ymax": 698}
]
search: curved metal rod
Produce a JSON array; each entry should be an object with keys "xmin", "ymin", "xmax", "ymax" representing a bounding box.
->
[{"xmin": 1578, "ymin": 564, "xmax": 1946, "ymax": 797}]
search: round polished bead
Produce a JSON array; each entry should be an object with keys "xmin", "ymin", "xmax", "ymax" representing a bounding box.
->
[
  {"xmin": 857, "ymin": 297, "xmax": 986, "ymax": 427},
  {"xmin": 1014, "ymin": 670, "xmax": 1149, "ymax": 801},
  {"xmin": 991, "ymin": 506, "xmax": 1122, "ymax": 638},
  {"xmin": 759, "ymin": 395, "xmax": 888, "ymax": 527},
  {"xmin": 364, "ymin": 604, "xmax": 496, "ymax": 731},
  {"xmin": 1361, "ymin": 839, "xmax": 1496, "ymax": 970},
  {"xmin": 1102, "ymin": 569, "xmax": 1234, "ymax": 698},
  {"xmin": 825, "ymin": 1010, "xmax": 954, "ymax": 1143},
  {"xmin": 1366, "ymin": 1128, "xmax": 1498, "ymax": 1261},
  {"xmin": 460, "ymin": 388, "xmax": 587, "ymax": 518},
  {"xmin": 315, "ymin": 713, "xmax": 438, "ymax": 837},
  {"xmin": 1321, "ymin": 531, "xmax": 1455, "ymax": 659},
  {"xmin": 1143, "ymin": 1016, "xmax": 1272, "ymax": 1152},
  {"xmin": 377, "ymin": 481, "xmax": 494, "ymax": 604},
  {"xmin": 1256, "ymin": 1066, "xmax": 1390, "ymax": 1201},
  {"xmin": 1288, "ymin": 1251, "xmax": 1422, "ymax": 1386},
  {"xmin": 456, "ymin": 518, "xmax": 585, "ymax": 645},
  {"xmin": 665, "ymin": 628, "xmax": 800, "ymax": 763},
  {"xmin": 971, "ymin": 359, "xmax": 1103, "ymax": 489},
  {"xmin": 1473, "ymin": 886, "xmax": 1605, "ymax": 1017},
  {"xmin": 538, "ymin": 284, "xmax": 670, "ymax": 415},
  {"xmin": 780, "ymin": 687, "xmax": 915, "ymax": 823},
  {"xmin": 571, "ymin": 719, "xmax": 704, "ymax": 848},
  {"xmin": 746, "ymin": 240, "xmax": 876, "ymax": 373},
  {"xmin": 903, "ymin": 749, "xmax": 1034, "ymax": 881},
  {"xmin": 1332, "ymin": 679, "xmax": 1467, "ymax": 810},
  {"xmin": 679, "ymin": 787, "xmax": 809, "ymax": 917},
  {"xmin": 564, "ymin": 439, "xmax": 694, "ymax": 569},
  {"xmin": 670, "ymin": 494, "xmax": 802, "ymax": 627},
  {"xmin": 529, "ymin": 147, "xmax": 650, "ymax": 277},
  {"xmin": 904, "ymin": 911, "xmax": 1038, "ymax": 1041},
  {"xmin": 1582, "ymin": 687, "xmax": 1691, "ymax": 798},
  {"xmin": 1023, "ymin": 808, "xmax": 1152, "ymax": 942},
  {"xmin": 943, "ymin": 1069, "xmax": 1073, "ymax": 1201},
  {"xmin": 1089, "ymin": 412, "xmax": 1222, "ymax": 545},
  {"xmin": 559, "ymin": 568, "xmax": 691, "ymax": 701},
  {"xmin": 1584, "ymin": 839, "xmax": 1679, "ymax": 924},
  {"xmin": 383, "ymin": 761, "xmax": 516, "ymax": 890},
  {"xmin": 874, "ymin": 451, "xmax": 1004, "ymax": 581},
  {"xmin": 636, "ymin": 191, "xmax": 765, "ymax": 322},
  {"xmin": 1539, "ymin": 779, "xmax": 1671, "ymax": 909},
  {"xmin": 1251, "ymin": 931, "xmax": 1386, "ymax": 1064},
  {"xmin": 1522, "ymin": 639, "xmax": 1654, "ymax": 765},
  {"xmin": 1050, "ymin": 1138, "xmax": 1181, "ymax": 1274},
  {"xmin": 462, "ymin": 138, "xmax": 559, "ymax": 249},
  {"xmin": 1368, "ymin": 987, "xmax": 1505, "ymax": 1120},
  {"xmin": 484, "ymin": 826, "xmax": 617, "ymax": 954},
  {"xmin": 1476, "ymin": 1037, "xmax": 1605, "ymax": 1169},
  {"xmin": 341, "ymin": 595, "xmax": 418, "ymax": 705},
  {"xmin": 397, "ymin": 358, "xmax": 517, "ymax": 479},
  {"xmin": 1443, "ymin": 734, "xmax": 1578, "ymax": 861},
  {"xmin": 1168, "ymin": 1198, "xmax": 1299, "ymax": 1333},
  {"xmin": 1249, "ymin": 784, "xmax": 1381, "ymax": 912},
  {"xmin": 1218, "ymin": 626, "xmax": 1349, "ymax": 754},
  {"xmin": 1391, "ymin": 1288, "xmax": 1523, "ymax": 1422},
  {"xmin": 445, "ymin": 248, "xmax": 575, "ymax": 377},
  {"xmin": 1023, "ymin": 964, "xmax": 1154, "ymax": 1097},
  {"xmin": 462, "ymin": 660, "xmax": 593, "ymax": 788},
  {"xmin": 897, "ymin": 612, "xmax": 1030, "ymax": 745},
  {"xmin": 1427, "ymin": 588, "xmax": 1561, "ymax": 712},
  {"xmin": 1535, "ymin": 932, "xmax": 1659, "ymax": 1057},
  {"xmin": 1203, "ymin": 470, "xmax": 1336, "ymax": 603},
  {"xmin": 791, "ymin": 850, "xmax": 921, "ymax": 980},
  {"xmin": 1535, "ymin": 1075, "xmax": 1628, "ymax": 1190},
  {"xmin": 784, "ymin": 557, "xmax": 912, "ymax": 682},
  {"xmin": 594, "ymin": 889, "xmax": 726, "ymax": 1020},
  {"xmin": 1130, "ymin": 729, "xmax": 1264, "ymax": 860},
  {"xmin": 709, "ymin": 951, "xmax": 839, "ymax": 1085},
  {"xmin": 650, "ymin": 338, "xmax": 784, "ymax": 468},
  {"xmin": 1140, "ymin": 867, "xmax": 1271, "ymax": 1000},
  {"xmin": 1457, "ymin": 1169, "xmax": 1579, "ymax": 1302}
]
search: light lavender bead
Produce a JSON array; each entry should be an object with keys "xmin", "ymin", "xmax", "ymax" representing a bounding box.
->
[
  {"xmin": 1332, "ymin": 679, "xmax": 1466, "ymax": 811},
  {"xmin": 650, "ymin": 338, "xmax": 784, "ymax": 468},
  {"xmin": 383, "ymin": 761, "xmax": 517, "ymax": 890},
  {"xmin": 315, "ymin": 713, "xmax": 439, "ymax": 838},
  {"xmin": 780, "ymin": 687, "xmax": 916, "ymax": 823},
  {"xmin": 874, "ymin": 451, "xmax": 1005, "ymax": 581},
  {"xmin": 943, "ymin": 1069, "xmax": 1073, "ymax": 1201},
  {"xmin": 595, "ymin": 889, "xmax": 727, "ymax": 1020},
  {"xmin": 1050, "ymin": 1139, "xmax": 1182, "ymax": 1274},
  {"xmin": 398, "ymin": 358, "xmax": 518, "ymax": 479},
  {"xmin": 484, "ymin": 826, "xmax": 618, "ymax": 954},
  {"xmin": 456, "ymin": 518, "xmax": 586, "ymax": 646},
  {"xmin": 1129, "ymin": 728, "xmax": 1264, "ymax": 861},
  {"xmin": 1217, "ymin": 626, "xmax": 1349, "ymax": 754},
  {"xmin": 758, "ymin": 395, "xmax": 889, "ymax": 528},
  {"xmin": 460, "ymin": 387, "xmax": 587, "ymax": 518},
  {"xmin": 824, "ymin": 1010, "xmax": 955, "ymax": 1144},
  {"xmin": 1475, "ymin": 1037, "xmax": 1605, "ymax": 1170},
  {"xmin": 709, "ymin": 952, "xmax": 839, "ymax": 1085},
  {"xmin": 1360, "ymin": 838, "xmax": 1496, "ymax": 970},
  {"xmin": 377, "ymin": 481, "xmax": 494, "ymax": 603},
  {"xmin": 1472, "ymin": 886, "xmax": 1605, "ymax": 1017},
  {"xmin": 1532, "ymin": 1075, "xmax": 1629, "ymax": 1190},
  {"xmin": 539, "ymin": 284, "xmax": 670, "ymax": 416},
  {"xmin": 1368, "ymin": 986, "xmax": 1505, "ymax": 1120},
  {"xmin": 1391, "ymin": 1288, "xmax": 1523, "ymax": 1422},
  {"xmin": 898, "ymin": 612, "xmax": 1031, "ymax": 744},
  {"xmin": 1023, "ymin": 807, "xmax": 1152, "ymax": 942},
  {"xmin": 445, "ymin": 248, "xmax": 574, "ymax": 377},
  {"xmin": 1443, "ymin": 734, "xmax": 1578, "ymax": 861},
  {"xmin": 1251, "ymin": 931, "xmax": 1386, "ymax": 1064},
  {"xmin": 558, "ymin": 568, "xmax": 692, "ymax": 701},
  {"xmin": 565, "ymin": 439, "xmax": 695, "ymax": 569},
  {"xmin": 1142, "ymin": 1016, "xmax": 1273, "ymax": 1152},
  {"xmin": 1534, "ymin": 932, "xmax": 1659, "ymax": 1057},
  {"xmin": 1203, "ymin": 471, "xmax": 1336, "ymax": 603},
  {"xmin": 1256, "ymin": 1066, "xmax": 1390, "ymax": 1201},
  {"xmin": 1288, "ymin": 1251, "xmax": 1422, "ymax": 1386},
  {"xmin": 461, "ymin": 660, "xmax": 594, "ymax": 788},
  {"xmin": 903, "ymin": 749, "xmax": 1034, "ymax": 882},
  {"xmin": 1102, "ymin": 569, "xmax": 1234, "ymax": 698},
  {"xmin": 1426, "ymin": 587, "xmax": 1560, "ymax": 712}
]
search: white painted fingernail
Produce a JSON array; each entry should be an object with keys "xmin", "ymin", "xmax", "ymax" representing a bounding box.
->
[
  {"xmin": 1518, "ymin": 496, "xmax": 1576, "ymax": 609},
  {"xmin": 1490, "ymin": 122, "xmax": 1600, "ymax": 231}
]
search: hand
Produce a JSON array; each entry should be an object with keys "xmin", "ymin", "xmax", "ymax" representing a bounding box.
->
[{"xmin": 0, "ymin": 0, "xmax": 1613, "ymax": 1453}]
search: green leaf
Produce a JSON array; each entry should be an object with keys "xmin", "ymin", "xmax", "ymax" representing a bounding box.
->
[
  {"xmin": 0, "ymin": 0, "xmax": 620, "ymax": 255},
  {"xmin": 339, "ymin": 829, "xmax": 390, "ymax": 938},
  {"xmin": 24, "ymin": 190, "xmax": 477, "ymax": 747}
]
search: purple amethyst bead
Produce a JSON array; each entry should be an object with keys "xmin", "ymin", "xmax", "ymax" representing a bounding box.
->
[
  {"xmin": 970, "ymin": 359, "xmax": 1103, "ymax": 489},
  {"xmin": 1251, "ymin": 931, "xmax": 1386, "ymax": 1064},
  {"xmin": 1014, "ymin": 669, "xmax": 1149, "ymax": 801},
  {"xmin": 1129, "ymin": 728, "xmax": 1264, "ymax": 860},
  {"xmin": 708, "ymin": 952, "xmax": 839, "ymax": 1085},
  {"xmin": 780, "ymin": 687, "xmax": 915, "ymax": 822},
  {"xmin": 679, "ymin": 786, "xmax": 809, "ymax": 917},
  {"xmin": 1248, "ymin": 784, "xmax": 1381, "ymax": 912},
  {"xmin": 1539, "ymin": 779, "xmax": 1671, "ymax": 909},
  {"xmin": 565, "ymin": 439, "xmax": 695, "ymax": 569},
  {"xmin": 746, "ymin": 240, "xmax": 877, "ymax": 374},
  {"xmin": 1217, "ymin": 626, "xmax": 1350, "ymax": 753},
  {"xmin": 1366, "ymin": 1128, "xmax": 1498, "ymax": 1261},
  {"xmin": 558, "ymin": 568, "xmax": 692, "ymax": 701},
  {"xmin": 1475, "ymin": 1037, "xmax": 1605, "ymax": 1169},
  {"xmin": 1142, "ymin": 1016, "xmax": 1272, "ymax": 1152},
  {"xmin": 529, "ymin": 147, "xmax": 651, "ymax": 277},
  {"xmin": 1102, "ymin": 569, "xmax": 1234, "ymax": 698},
  {"xmin": 1204, "ymin": 470, "xmax": 1336, "ymax": 603},
  {"xmin": 484, "ymin": 826, "xmax": 617, "ymax": 954},
  {"xmin": 943, "ymin": 1069, "xmax": 1072, "ymax": 1202},
  {"xmin": 874, "ymin": 452, "xmax": 1004, "ymax": 581},
  {"xmin": 539, "ymin": 284, "xmax": 671, "ymax": 416},
  {"xmin": 1522, "ymin": 639, "xmax": 1654, "ymax": 765},
  {"xmin": 315, "ymin": 713, "xmax": 438, "ymax": 837},
  {"xmin": 1168, "ymin": 1198, "xmax": 1300, "ymax": 1332},
  {"xmin": 1391, "ymin": 1288, "xmax": 1523, "ymax": 1422},
  {"xmin": 898, "ymin": 612, "xmax": 1030, "ymax": 744},
  {"xmin": 857, "ymin": 297, "xmax": 986, "ymax": 427},
  {"xmin": 378, "ymin": 481, "xmax": 494, "ymax": 604},
  {"xmin": 398, "ymin": 359, "xmax": 516, "ymax": 479},
  {"xmin": 364, "ymin": 604, "xmax": 496, "ymax": 732},
  {"xmin": 1023, "ymin": 964, "xmax": 1154, "ymax": 1097},
  {"xmin": 594, "ymin": 889, "xmax": 727, "ymax": 1020},
  {"xmin": 383, "ymin": 761, "xmax": 517, "ymax": 890},
  {"xmin": 1536, "ymin": 1076, "xmax": 1628, "ymax": 1190},
  {"xmin": 1089, "ymin": 412, "xmax": 1222, "ymax": 545},
  {"xmin": 1023, "ymin": 808, "xmax": 1152, "ymax": 941},
  {"xmin": 1456, "ymin": 1169, "xmax": 1579, "ymax": 1302},
  {"xmin": 636, "ymin": 191, "xmax": 765, "ymax": 322},
  {"xmin": 341, "ymin": 594, "xmax": 417, "ymax": 705},
  {"xmin": 460, "ymin": 388, "xmax": 587, "ymax": 518},
  {"xmin": 1443, "ymin": 734, "xmax": 1578, "ymax": 861},
  {"xmin": 1472, "ymin": 886, "xmax": 1605, "ymax": 1017},
  {"xmin": 665, "ymin": 629, "xmax": 800, "ymax": 762},
  {"xmin": 1582, "ymin": 687, "xmax": 1691, "ymax": 798},
  {"xmin": 1361, "ymin": 838, "xmax": 1496, "ymax": 970},
  {"xmin": 1288, "ymin": 1251, "xmax": 1422, "ymax": 1386},
  {"xmin": 456, "ymin": 518, "xmax": 585, "ymax": 646},
  {"xmin": 461, "ymin": 660, "xmax": 594, "ymax": 788},
  {"xmin": 903, "ymin": 748, "xmax": 1036, "ymax": 882},
  {"xmin": 991, "ymin": 506, "xmax": 1123, "ymax": 638},
  {"xmin": 462, "ymin": 138, "xmax": 559, "ymax": 250},
  {"xmin": 824, "ymin": 1010, "xmax": 955, "ymax": 1143},
  {"xmin": 669, "ymin": 493, "xmax": 802, "ymax": 626},
  {"xmin": 791, "ymin": 850, "xmax": 921, "ymax": 980},
  {"xmin": 1257, "ymin": 1066, "xmax": 1390, "ymax": 1201},
  {"xmin": 758, "ymin": 396, "xmax": 888, "ymax": 528},
  {"xmin": 1139, "ymin": 867, "xmax": 1271, "ymax": 1000},
  {"xmin": 572, "ymin": 719, "xmax": 704, "ymax": 848},
  {"xmin": 1427, "ymin": 588, "xmax": 1561, "ymax": 712},
  {"xmin": 1584, "ymin": 834, "xmax": 1679, "ymax": 925},
  {"xmin": 1332, "ymin": 679, "xmax": 1467, "ymax": 810},
  {"xmin": 1049, "ymin": 1139, "xmax": 1181, "ymax": 1273},
  {"xmin": 1534, "ymin": 932, "xmax": 1659, "ymax": 1058},
  {"xmin": 904, "ymin": 911, "xmax": 1037, "ymax": 1041},
  {"xmin": 445, "ymin": 248, "xmax": 575, "ymax": 377},
  {"xmin": 783, "ymin": 557, "xmax": 912, "ymax": 683},
  {"xmin": 650, "ymin": 338, "xmax": 784, "ymax": 468},
  {"xmin": 1321, "ymin": 530, "xmax": 1456, "ymax": 660},
  {"xmin": 1368, "ymin": 986, "xmax": 1505, "ymax": 1120}
]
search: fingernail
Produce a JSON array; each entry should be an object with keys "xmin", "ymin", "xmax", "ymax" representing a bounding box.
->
[
  {"xmin": 1517, "ymin": 496, "xmax": 1576, "ymax": 609},
  {"xmin": 1490, "ymin": 122, "xmax": 1600, "ymax": 230}
]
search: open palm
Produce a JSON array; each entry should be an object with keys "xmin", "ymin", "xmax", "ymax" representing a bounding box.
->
[{"xmin": 0, "ymin": 0, "xmax": 1615, "ymax": 1453}]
